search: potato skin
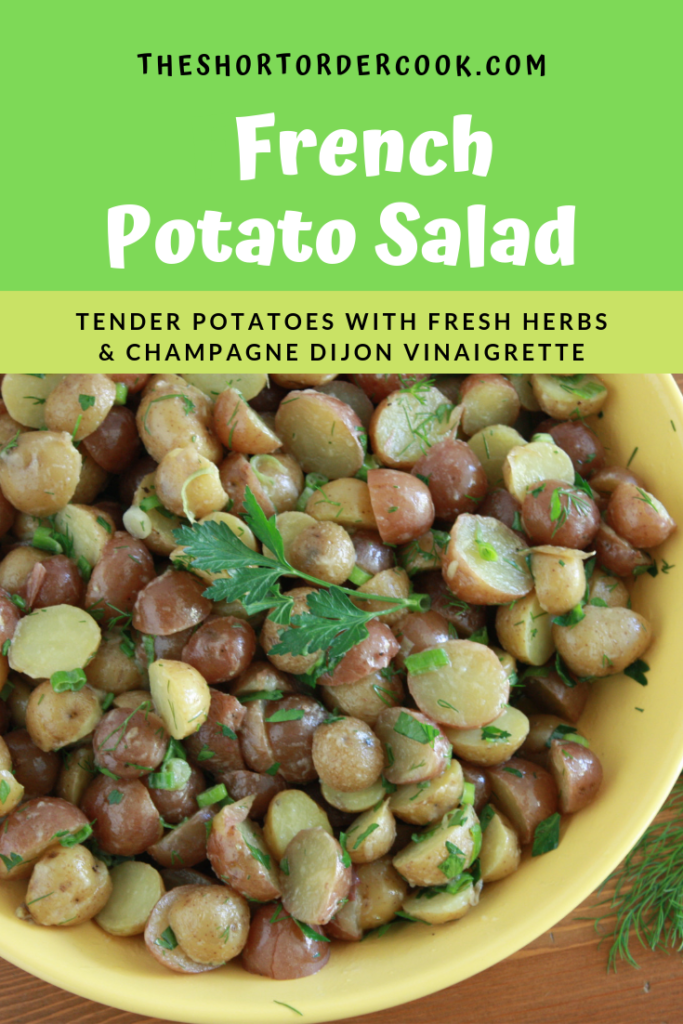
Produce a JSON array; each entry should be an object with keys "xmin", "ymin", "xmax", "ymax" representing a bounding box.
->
[
  {"xmin": 487, "ymin": 757, "xmax": 558, "ymax": 846},
  {"xmin": 168, "ymin": 883, "xmax": 250, "ymax": 965},
  {"xmin": 26, "ymin": 682, "xmax": 103, "ymax": 752},
  {"xmin": 242, "ymin": 903, "xmax": 330, "ymax": 979},
  {"xmin": 548, "ymin": 740, "xmax": 603, "ymax": 814},
  {"xmin": 81, "ymin": 776, "xmax": 163, "ymax": 857},
  {"xmin": 0, "ymin": 797, "xmax": 89, "ymax": 879},
  {"xmin": 4, "ymin": 730, "xmax": 61, "ymax": 799},
  {"xmin": 25, "ymin": 843, "xmax": 112, "ymax": 926},
  {"xmin": 606, "ymin": 483, "xmax": 676, "ymax": 550},
  {"xmin": 552, "ymin": 606, "xmax": 652, "ymax": 678},
  {"xmin": 144, "ymin": 886, "xmax": 223, "ymax": 974},
  {"xmin": 312, "ymin": 717, "xmax": 385, "ymax": 792}
]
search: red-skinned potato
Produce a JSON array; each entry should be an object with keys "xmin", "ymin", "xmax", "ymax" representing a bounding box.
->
[
  {"xmin": 394, "ymin": 611, "xmax": 451, "ymax": 670},
  {"xmin": 181, "ymin": 616, "xmax": 257, "ymax": 685},
  {"xmin": 412, "ymin": 437, "xmax": 488, "ymax": 519},
  {"xmin": 548, "ymin": 740, "xmax": 603, "ymax": 814},
  {"xmin": 522, "ymin": 664, "xmax": 590, "ymax": 723},
  {"xmin": 82, "ymin": 406, "xmax": 141, "ymax": 474},
  {"xmin": 479, "ymin": 489, "xmax": 525, "ymax": 535},
  {"xmin": 207, "ymin": 797, "xmax": 281, "ymax": 901},
  {"xmin": 93, "ymin": 706, "xmax": 169, "ymax": 779},
  {"xmin": 4, "ymin": 729, "xmax": 61, "ymax": 798},
  {"xmin": 81, "ymin": 776, "xmax": 163, "ymax": 856},
  {"xmin": 144, "ymin": 762, "xmax": 205, "ymax": 824},
  {"xmin": 606, "ymin": 483, "xmax": 676, "ymax": 550},
  {"xmin": 184, "ymin": 691, "xmax": 246, "ymax": 774},
  {"xmin": 460, "ymin": 761, "xmax": 492, "ymax": 814},
  {"xmin": 264, "ymin": 695, "xmax": 328, "ymax": 783},
  {"xmin": 25, "ymin": 555, "xmax": 85, "ymax": 610},
  {"xmin": 149, "ymin": 807, "xmax": 216, "ymax": 868},
  {"xmin": 412, "ymin": 571, "xmax": 487, "ymax": 638},
  {"xmin": 219, "ymin": 452, "xmax": 276, "ymax": 517},
  {"xmin": 318, "ymin": 619, "xmax": 400, "ymax": 686},
  {"xmin": 132, "ymin": 570, "xmax": 212, "ymax": 635},
  {"xmin": 368, "ymin": 469, "xmax": 434, "ymax": 545},
  {"xmin": 86, "ymin": 532, "xmax": 156, "ymax": 624},
  {"xmin": 325, "ymin": 871, "xmax": 362, "ymax": 941},
  {"xmin": 521, "ymin": 480, "xmax": 600, "ymax": 549},
  {"xmin": 217, "ymin": 769, "xmax": 287, "ymax": 819},
  {"xmin": 0, "ymin": 797, "xmax": 89, "ymax": 879},
  {"xmin": 351, "ymin": 373, "xmax": 432, "ymax": 404},
  {"xmin": 351, "ymin": 530, "xmax": 396, "ymax": 575},
  {"xmin": 546, "ymin": 420, "xmax": 605, "ymax": 479},
  {"xmin": 242, "ymin": 902, "xmax": 330, "ymax": 978},
  {"xmin": 593, "ymin": 522, "xmax": 653, "ymax": 577},
  {"xmin": 488, "ymin": 757, "xmax": 558, "ymax": 845},
  {"xmin": 442, "ymin": 514, "xmax": 533, "ymax": 605},
  {"xmin": 144, "ymin": 885, "xmax": 241, "ymax": 974},
  {"xmin": 459, "ymin": 374, "xmax": 520, "ymax": 436}
]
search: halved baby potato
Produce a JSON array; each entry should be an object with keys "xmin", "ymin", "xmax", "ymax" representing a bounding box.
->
[
  {"xmin": 214, "ymin": 388, "xmax": 281, "ymax": 454},
  {"xmin": 96, "ymin": 861, "xmax": 166, "ymax": 936},
  {"xmin": 479, "ymin": 807, "xmax": 521, "ymax": 882},
  {"xmin": 275, "ymin": 391, "xmax": 365, "ymax": 479},
  {"xmin": 305, "ymin": 478, "xmax": 377, "ymax": 529},
  {"xmin": 343, "ymin": 799, "xmax": 396, "ymax": 865},
  {"xmin": 552, "ymin": 605, "xmax": 652, "ymax": 678},
  {"xmin": 321, "ymin": 778, "xmax": 386, "ymax": 813},
  {"xmin": 263, "ymin": 789, "xmax": 333, "ymax": 862},
  {"xmin": 392, "ymin": 803, "xmax": 479, "ymax": 887},
  {"xmin": 1, "ymin": 374, "xmax": 66, "ymax": 429},
  {"xmin": 459, "ymin": 375, "xmax": 520, "ymax": 437},
  {"xmin": 495, "ymin": 591, "xmax": 555, "ymax": 666},
  {"xmin": 389, "ymin": 758, "xmax": 464, "ymax": 825},
  {"xmin": 9, "ymin": 604, "xmax": 101, "ymax": 679},
  {"xmin": 280, "ymin": 827, "xmax": 352, "ymax": 925},
  {"xmin": 502, "ymin": 438, "xmax": 575, "ymax": 504},
  {"xmin": 468, "ymin": 425, "xmax": 527, "ymax": 488},
  {"xmin": 369, "ymin": 386, "xmax": 460, "ymax": 469},
  {"xmin": 53, "ymin": 504, "xmax": 116, "ymax": 568},
  {"xmin": 149, "ymin": 659, "xmax": 211, "ymax": 739},
  {"xmin": 133, "ymin": 473, "xmax": 184, "ymax": 557},
  {"xmin": 530, "ymin": 546, "xmax": 589, "ymax": 616},
  {"xmin": 530, "ymin": 374, "xmax": 607, "ymax": 420},
  {"xmin": 407, "ymin": 639, "xmax": 510, "ymax": 729},
  {"xmin": 442, "ymin": 514, "xmax": 533, "ymax": 605},
  {"xmin": 181, "ymin": 373, "xmax": 267, "ymax": 403},
  {"xmin": 402, "ymin": 878, "xmax": 481, "ymax": 925},
  {"xmin": 374, "ymin": 707, "xmax": 452, "ymax": 785},
  {"xmin": 444, "ymin": 706, "xmax": 529, "ymax": 767}
]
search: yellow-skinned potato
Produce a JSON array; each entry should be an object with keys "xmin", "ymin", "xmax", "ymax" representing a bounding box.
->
[
  {"xmin": 320, "ymin": 668, "xmax": 405, "ymax": 726},
  {"xmin": 172, "ymin": 509, "xmax": 258, "ymax": 582},
  {"xmin": 0, "ymin": 769, "xmax": 24, "ymax": 815},
  {"xmin": 320, "ymin": 779, "xmax": 386, "ymax": 813},
  {"xmin": 132, "ymin": 473, "xmax": 184, "ymax": 556},
  {"xmin": 492, "ymin": 646, "xmax": 517, "ymax": 684},
  {"xmin": 281, "ymin": 827, "xmax": 352, "ymax": 925},
  {"xmin": 72, "ymin": 453, "xmax": 109, "ymax": 505},
  {"xmin": 374, "ymin": 707, "xmax": 452, "ymax": 786},
  {"xmin": 45, "ymin": 374, "xmax": 117, "ymax": 441},
  {"xmin": 305, "ymin": 478, "xmax": 377, "ymax": 529},
  {"xmin": 393, "ymin": 804, "xmax": 479, "ymax": 887},
  {"xmin": 0, "ymin": 547, "xmax": 49, "ymax": 595},
  {"xmin": 181, "ymin": 372, "xmax": 267, "ymax": 402},
  {"xmin": 352, "ymin": 568, "xmax": 411, "ymax": 628},
  {"xmin": 262, "ymin": 511, "xmax": 316, "ymax": 565},
  {"xmin": 276, "ymin": 390, "xmax": 366, "ymax": 479},
  {"xmin": 588, "ymin": 568, "xmax": 630, "ymax": 609},
  {"xmin": 263, "ymin": 789, "xmax": 332, "ymax": 862},
  {"xmin": 530, "ymin": 374, "xmax": 607, "ymax": 420},
  {"xmin": 26, "ymin": 682, "xmax": 103, "ymax": 752},
  {"xmin": 443, "ymin": 514, "xmax": 533, "ymax": 605},
  {"xmin": 136, "ymin": 378, "xmax": 222, "ymax": 464},
  {"xmin": 402, "ymin": 877, "xmax": 482, "ymax": 925},
  {"xmin": 57, "ymin": 745, "xmax": 97, "ymax": 806},
  {"xmin": 25, "ymin": 844, "xmax": 112, "ymax": 926},
  {"xmin": 9, "ymin": 605, "xmax": 101, "ymax": 679},
  {"xmin": 207, "ymin": 798, "xmax": 282, "ymax": 902},
  {"xmin": 0, "ymin": 431, "xmax": 82, "ymax": 517},
  {"xmin": 407, "ymin": 639, "xmax": 510, "ymax": 729},
  {"xmin": 96, "ymin": 861, "xmax": 166, "ymax": 936},
  {"xmin": 214, "ymin": 388, "xmax": 281, "ymax": 454},
  {"xmin": 357, "ymin": 857, "xmax": 407, "ymax": 931},
  {"xmin": 154, "ymin": 447, "xmax": 228, "ymax": 521},
  {"xmin": 444, "ymin": 706, "xmax": 530, "ymax": 767},
  {"xmin": 149, "ymin": 659, "xmax": 211, "ymax": 739},
  {"xmin": 389, "ymin": 759, "xmax": 464, "ymax": 825},
  {"xmin": 502, "ymin": 438, "xmax": 575, "ymax": 504},
  {"xmin": 84, "ymin": 633, "xmax": 146, "ymax": 695},
  {"xmin": 479, "ymin": 808, "xmax": 522, "ymax": 882},
  {"xmin": 495, "ymin": 592, "xmax": 555, "ymax": 666},
  {"xmin": 459, "ymin": 375, "xmax": 520, "ymax": 436},
  {"xmin": 168, "ymin": 884, "xmax": 250, "ymax": 965},
  {"xmin": 508, "ymin": 374, "xmax": 541, "ymax": 412},
  {"xmin": 288, "ymin": 521, "xmax": 356, "ymax": 586},
  {"xmin": 0, "ymin": 736, "xmax": 12, "ymax": 773},
  {"xmin": 273, "ymin": 373, "xmax": 338, "ymax": 388},
  {"xmin": 1, "ymin": 373, "xmax": 65, "ymax": 428},
  {"xmin": 530, "ymin": 547, "xmax": 587, "ymax": 615},
  {"xmin": 53, "ymin": 504, "xmax": 115, "ymax": 567},
  {"xmin": 552, "ymin": 606, "xmax": 652, "ymax": 678},
  {"xmin": 343, "ymin": 799, "xmax": 396, "ymax": 865},
  {"xmin": 467, "ymin": 425, "xmax": 527, "ymax": 488},
  {"xmin": 369, "ymin": 386, "xmax": 461, "ymax": 469}
]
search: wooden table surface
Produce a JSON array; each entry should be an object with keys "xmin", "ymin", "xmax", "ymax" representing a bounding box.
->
[{"xmin": 1, "ymin": 374, "xmax": 682, "ymax": 1024}]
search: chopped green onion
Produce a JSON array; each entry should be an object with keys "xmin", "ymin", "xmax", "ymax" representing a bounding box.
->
[
  {"xmin": 295, "ymin": 472, "xmax": 329, "ymax": 511},
  {"xmin": 147, "ymin": 758, "xmax": 192, "ymax": 791},
  {"xmin": 9, "ymin": 594, "xmax": 26, "ymax": 610},
  {"xmin": 77, "ymin": 555, "xmax": 92, "ymax": 581},
  {"xmin": 405, "ymin": 648, "xmax": 451, "ymax": 675},
  {"xmin": 114, "ymin": 383, "xmax": 128, "ymax": 405},
  {"xmin": 355, "ymin": 454, "xmax": 381, "ymax": 483},
  {"xmin": 32, "ymin": 526, "xmax": 63, "ymax": 554},
  {"xmin": 51, "ymin": 668, "xmax": 87, "ymax": 692},
  {"xmin": 349, "ymin": 564, "xmax": 373, "ymax": 586},
  {"xmin": 197, "ymin": 783, "xmax": 228, "ymax": 808},
  {"xmin": 139, "ymin": 494, "xmax": 163, "ymax": 511},
  {"xmin": 462, "ymin": 782, "xmax": 475, "ymax": 806}
]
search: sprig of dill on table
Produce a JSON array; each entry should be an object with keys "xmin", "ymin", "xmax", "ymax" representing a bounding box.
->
[{"xmin": 587, "ymin": 777, "xmax": 683, "ymax": 970}]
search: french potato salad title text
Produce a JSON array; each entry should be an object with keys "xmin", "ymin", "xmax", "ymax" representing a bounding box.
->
[{"xmin": 108, "ymin": 112, "xmax": 574, "ymax": 271}]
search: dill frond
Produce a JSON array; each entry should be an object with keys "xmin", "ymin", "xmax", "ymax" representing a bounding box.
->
[{"xmin": 586, "ymin": 777, "xmax": 683, "ymax": 970}]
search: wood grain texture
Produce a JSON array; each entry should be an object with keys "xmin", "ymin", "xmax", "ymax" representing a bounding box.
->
[{"xmin": 1, "ymin": 374, "xmax": 682, "ymax": 1024}]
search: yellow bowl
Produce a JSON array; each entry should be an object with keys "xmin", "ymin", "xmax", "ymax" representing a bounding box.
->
[{"xmin": 2, "ymin": 373, "xmax": 683, "ymax": 1023}]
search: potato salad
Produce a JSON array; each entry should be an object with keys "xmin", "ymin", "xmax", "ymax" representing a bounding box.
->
[{"xmin": 0, "ymin": 371, "xmax": 674, "ymax": 979}]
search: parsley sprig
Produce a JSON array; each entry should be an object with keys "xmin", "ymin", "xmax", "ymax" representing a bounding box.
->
[{"xmin": 175, "ymin": 488, "xmax": 428, "ymax": 678}]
